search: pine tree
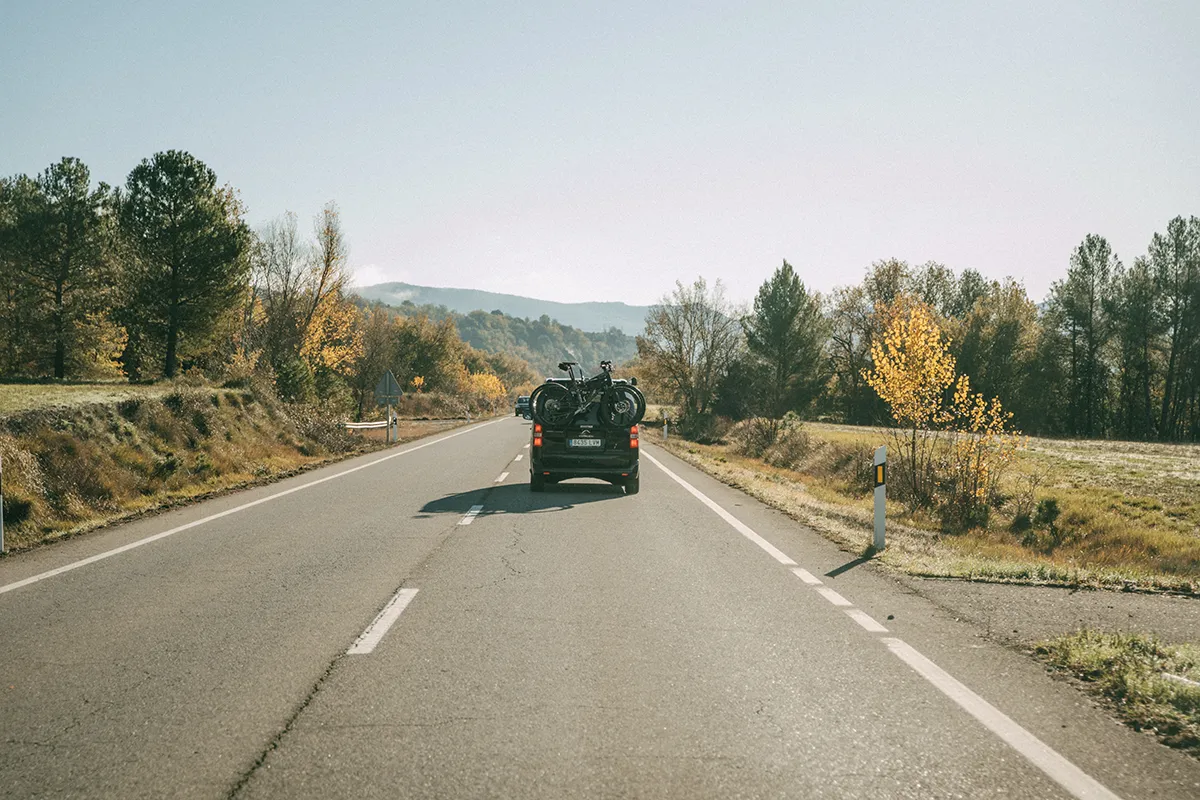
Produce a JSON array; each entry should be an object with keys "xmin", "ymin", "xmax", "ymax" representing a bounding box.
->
[
  {"xmin": 742, "ymin": 261, "xmax": 828, "ymax": 420},
  {"xmin": 119, "ymin": 151, "xmax": 250, "ymax": 378}
]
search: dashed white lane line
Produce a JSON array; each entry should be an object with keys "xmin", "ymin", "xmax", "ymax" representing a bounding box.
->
[
  {"xmin": 458, "ymin": 504, "xmax": 485, "ymax": 525},
  {"xmin": 347, "ymin": 588, "xmax": 419, "ymax": 655},
  {"xmin": 641, "ymin": 451, "xmax": 795, "ymax": 566},
  {"xmin": 644, "ymin": 446, "xmax": 1122, "ymax": 800},
  {"xmin": 0, "ymin": 418, "xmax": 506, "ymax": 597},
  {"xmin": 790, "ymin": 566, "xmax": 822, "ymax": 585},
  {"xmin": 814, "ymin": 586, "xmax": 853, "ymax": 607},
  {"xmin": 846, "ymin": 609, "xmax": 889, "ymax": 633},
  {"xmin": 884, "ymin": 638, "xmax": 1121, "ymax": 800},
  {"xmin": 523, "ymin": 443, "xmax": 530, "ymax": 449},
  {"xmin": 514, "ymin": 454, "xmax": 524, "ymax": 461},
  {"xmin": 495, "ymin": 472, "xmax": 509, "ymax": 483}
]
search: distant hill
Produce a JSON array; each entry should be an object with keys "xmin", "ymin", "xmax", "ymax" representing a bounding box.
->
[
  {"xmin": 355, "ymin": 282, "xmax": 651, "ymax": 335},
  {"xmin": 353, "ymin": 297, "xmax": 639, "ymax": 379}
]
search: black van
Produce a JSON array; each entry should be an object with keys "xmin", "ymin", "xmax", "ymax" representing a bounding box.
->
[{"xmin": 529, "ymin": 402, "xmax": 640, "ymax": 494}]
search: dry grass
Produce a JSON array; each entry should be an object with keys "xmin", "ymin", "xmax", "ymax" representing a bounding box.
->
[
  {"xmin": 1034, "ymin": 630, "xmax": 1200, "ymax": 756},
  {"xmin": 661, "ymin": 421, "xmax": 1200, "ymax": 592},
  {"xmin": 0, "ymin": 388, "xmax": 471, "ymax": 553},
  {"xmin": 0, "ymin": 381, "xmax": 176, "ymax": 415}
]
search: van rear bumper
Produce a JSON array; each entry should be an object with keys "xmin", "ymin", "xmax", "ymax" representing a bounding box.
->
[{"xmin": 530, "ymin": 456, "xmax": 638, "ymax": 480}]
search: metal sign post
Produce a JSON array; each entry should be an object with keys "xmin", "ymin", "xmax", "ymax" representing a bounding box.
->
[
  {"xmin": 374, "ymin": 370, "xmax": 403, "ymax": 444},
  {"xmin": 873, "ymin": 445, "xmax": 886, "ymax": 551}
]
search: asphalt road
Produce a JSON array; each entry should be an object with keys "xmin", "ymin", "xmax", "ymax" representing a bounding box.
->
[{"xmin": 1, "ymin": 416, "xmax": 1197, "ymax": 799}]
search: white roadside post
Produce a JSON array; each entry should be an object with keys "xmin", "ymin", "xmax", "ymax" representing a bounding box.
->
[
  {"xmin": 1, "ymin": 452, "xmax": 5, "ymax": 554},
  {"xmin": 873, "ymin": 445, "xmax": 886, "ymax": 551}
]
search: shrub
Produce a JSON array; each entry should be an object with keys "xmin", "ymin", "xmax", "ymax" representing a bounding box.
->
[
  {"xmin": 763, "ymin": 424, "xmax": 813, "ymax": 470},
  {"xmin": 732, "ymin": 418, "xmax": 778, "ymax": 458},
  {"xmin": 677, "ymin": 412, "xmax": 730, "ymax": 444},
  {"xmin": 283, "ymin": 404, "xmax": 359, "ymax": 454}
]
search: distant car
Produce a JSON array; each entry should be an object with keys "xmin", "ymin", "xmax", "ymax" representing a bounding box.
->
[{"xmin": 514, "ymin": 395, "xmax": 531, "ymax": 417}]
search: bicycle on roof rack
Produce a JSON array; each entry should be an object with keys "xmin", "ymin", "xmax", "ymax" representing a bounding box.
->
[{"xmin": 529, "ymin": 360, "xmax": 646, "ymax": 429}]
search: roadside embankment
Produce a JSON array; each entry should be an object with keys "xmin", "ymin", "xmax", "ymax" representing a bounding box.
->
[{"xmin": 0, "ymin": 386, "xmax": 464, "ymax": 552}]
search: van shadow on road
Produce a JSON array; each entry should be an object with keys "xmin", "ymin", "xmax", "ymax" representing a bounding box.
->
[{"xmin": 418, "ymin": 481, "xmax": 624, "ymax": 520}]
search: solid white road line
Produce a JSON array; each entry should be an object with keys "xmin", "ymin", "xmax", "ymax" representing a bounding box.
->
[
  {"xmin": 647, "ymin": 444, "xmax": 1121, "ymax": 800},
  {"xmin": 0, "ymin": 419, "xmax": 505, "ymax": 597},
  {"xmin": 845, "ymin": 609, "xmax": 889, "ymax": 633},
  {"xmin": 515, "ymin": 454, "xmax": 524, "ymax": 461},
  {"xmin": 458, "ymin": 504, "xmax": 485, "ymax": 525},
  {"xmin": 790, "ymin": 566, "xmax": 822, "ymax": 585},
  {"xmin": 814, "ymin": 586, "xmax": 853, "ymax": 607},
  {"xmin": 347, "ymin": 588, "xmax": 419, "ymax": 655},
  {"xmin": 883, "ymin": 638, "xmax": 1121, "ymax": 800},
  {"xmin": 642, "ymin": 451, "xmax": 796, "ymax": 566},
  {"xmin": 494, "ymin": 472, "xmax": 509, "ymax": 483}
]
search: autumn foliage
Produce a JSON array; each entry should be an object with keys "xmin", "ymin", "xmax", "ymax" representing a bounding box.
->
[{"xmin": 864, "ymin": 295, "xmax": 1023, "ymax": 528}]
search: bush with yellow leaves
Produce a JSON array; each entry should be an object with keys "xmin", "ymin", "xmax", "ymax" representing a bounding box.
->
[{"xmin": 864, "ymin": 295, "xmax": 1024, "ymax": 529}]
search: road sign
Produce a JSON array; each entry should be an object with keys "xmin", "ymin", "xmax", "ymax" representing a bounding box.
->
[{"xmin": 374, "ymin": 370, "xmax": 403, "ymax": 406}]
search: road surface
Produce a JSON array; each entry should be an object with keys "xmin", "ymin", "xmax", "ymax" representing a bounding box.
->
[{"xmin": 1, "ymin": 417, "xmax": 1197, "ymax": 798}]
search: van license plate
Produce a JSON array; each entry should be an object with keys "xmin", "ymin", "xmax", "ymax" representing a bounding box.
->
[{"xmin": 568, "ymin": 438, "xmax": 603, "ymax": 448}]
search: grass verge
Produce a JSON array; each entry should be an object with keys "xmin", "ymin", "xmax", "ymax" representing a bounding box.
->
[
  {"xmin": 658, "ymin": 431, "xmax": 1198, "ymax": 593},
  {"xmin": 1034, "ymin": 630, "xmax": 1200, "ymax": 757},
  {"xmin": 0, "ymin": 385, "xmax": 470, "ymax": 553}
]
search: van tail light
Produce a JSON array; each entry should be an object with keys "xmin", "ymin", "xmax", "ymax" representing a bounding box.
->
[
  {"xmin": 534, "ymin": 423, "xmax": 542, "ymax": 433},
  {"xmin": 533, "ymin": 436, "xmax": 542, "ymax": 447},
  {"xmin": 629, "ymin": 425, "xmax": 639, "ymax": 448},
  {"xmin": 533, "ymin": 422, "xmax": 542, "ymax": 448}
]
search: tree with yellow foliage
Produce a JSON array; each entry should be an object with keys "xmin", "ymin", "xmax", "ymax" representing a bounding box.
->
[
  {"xmin": 863, "ymin": 297, "xmax": 957, "ymax": 507},
  {"xmin": 464, "ymin": 372, "xmax": 506, "ymax": 410},
  {"xmin": 864, "ymin": 295, "xmax": 1023, "ymax": 523},
  {"xmin": 300, "ymin": 292, "xmax": 363, "ymax": 380}
]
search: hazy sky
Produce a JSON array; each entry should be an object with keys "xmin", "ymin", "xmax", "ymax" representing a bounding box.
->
[{"xmin": 4, "ymin": 1, "xmax": 1198, "ymax": 307}]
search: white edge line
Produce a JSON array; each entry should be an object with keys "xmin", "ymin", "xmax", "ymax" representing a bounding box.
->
[
  {"xmin": 494, "ymin": 472, "xmax": 509, "ymax": 483},
  {"xmin": 790, "ymin": 567, "xmax": 822, "ymax": 585},
  {"xmin": 347, "ymin": 588, "xmax": 419, "ymax": 654},
  {"xmin": 641, "ymin": 451, "xmax": 796, "ymax": 566},
  {"xmin": 0, "ymin": 419, "xmax": 505, "ymax": 596},
  {"xmin": 883, "ymin": 638, "xmax": 1121, "ymax": 800},
  {"xmin": 645, "ymin": 441, "xmax": 1119, "ymax": 800},
  {"xmin": 845, "ymin": 609, "xmax": 889, "ymax": 633},
  {"xmin": 815, "ymin": 586, "xmax": 853, "ymax": 607}
]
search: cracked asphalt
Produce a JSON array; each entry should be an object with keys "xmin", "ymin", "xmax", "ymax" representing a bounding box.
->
[{"xmin": 0, "ymin": 416, "xmax": 1198, "ymax": 798}]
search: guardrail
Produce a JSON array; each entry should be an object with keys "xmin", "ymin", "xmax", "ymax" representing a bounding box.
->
[{"xmin": 343, "ymin": 421, "xmax": 390, "ymax": 430}]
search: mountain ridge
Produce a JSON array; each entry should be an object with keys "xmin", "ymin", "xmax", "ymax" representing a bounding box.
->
[{"xmin": 354, "ymin": 282, "xmax": 651, "ymax": 335}]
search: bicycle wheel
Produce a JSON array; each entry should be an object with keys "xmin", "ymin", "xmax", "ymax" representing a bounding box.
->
[
  {"xmin": 530, "ymin": 383, "xmax": 575, "ymax": 428},
  {"xmin": 600, "ymin": 384, "xmax": 645, "ymax": 427}
]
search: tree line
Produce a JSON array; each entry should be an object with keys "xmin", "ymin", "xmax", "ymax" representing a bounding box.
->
[
  {"xmin": 0, "ymin": 153, "xmax": 537, "ymax": 417},
  {"xmin": 637, "ymin": 222, "xmax": 1200, "ymax": 443}
]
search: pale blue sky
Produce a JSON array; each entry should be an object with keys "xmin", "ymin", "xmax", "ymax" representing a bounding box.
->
[{"xmin": 4, "ymin": 1, "xmax": 1198, "ymax": 306}]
